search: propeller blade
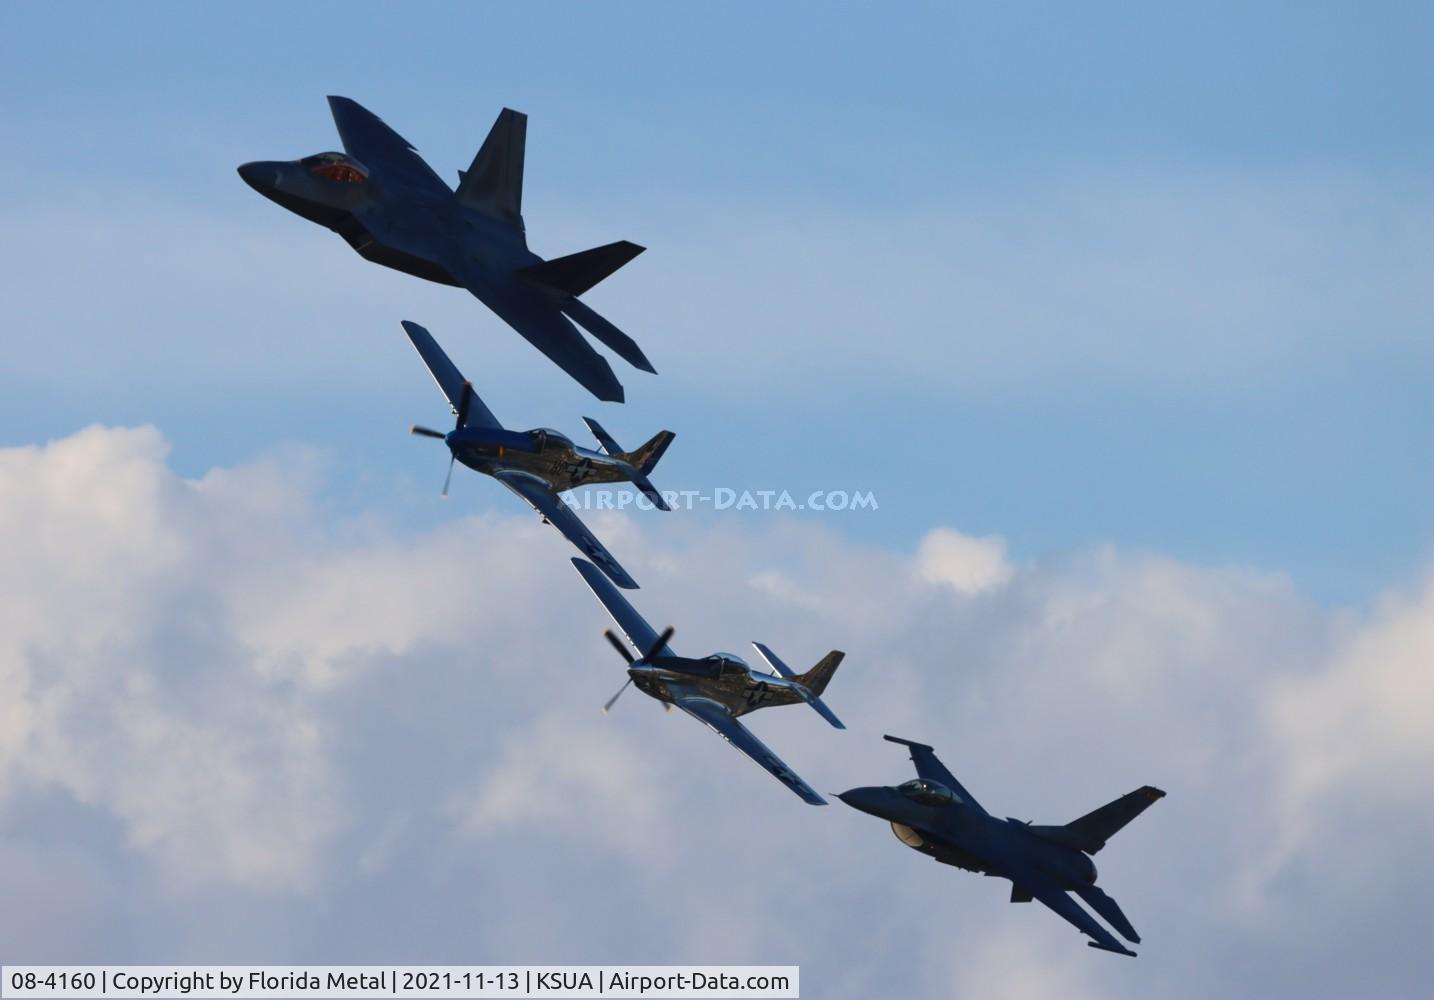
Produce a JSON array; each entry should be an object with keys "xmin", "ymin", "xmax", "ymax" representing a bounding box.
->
[
  {"xmin": 441, "ymin": 454, "xmax": 456, "ymax": 498},
  {"xmin": 642, "ymin": 625, "xmax": 675, "ymax": 663},
  {"xmin": 410, "ymin": 425, "xmax": 446, "ymax": 439},
  {"xmin": 603, "ymin": 629, "xmax": 636, "ymax": 664},
  {"xmin": 455, "ymin": 382, "xmax": 473, "ymax": 429},
  {"xmin": 602, "ymin": 677, "xmax": 633, "ymax": 714}
]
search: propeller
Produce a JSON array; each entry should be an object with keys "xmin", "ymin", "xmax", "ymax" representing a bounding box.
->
[
  {"xmin": 441, "ymin": 455, "xmax": 456, "ymax": 499},
  {"xmin": 644, "ymin": 626, "xmax": 676, "ymax": 662},
  {"xmin": 600, "ymin": 625, "xmax": 675, "ymax": 713},
  {"xmin": 455, "ymin": 381, "xmax": 473, "ymax": 428},
  {"xmin": 602, "ymin": 678, "xmax": 632, "ymax": 714},
  {"xmin": 604, "ymin": 629, "xmax": 635, "ymax": 664},
  {"xmin": 410, "ymin": 381, "xmax": 475, "ymax": 497}
]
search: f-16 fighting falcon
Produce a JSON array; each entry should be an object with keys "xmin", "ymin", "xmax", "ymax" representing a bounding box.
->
[
  {"xmin": 239, "ymin": 96, "xmax": 654, "ymax": 402},
  {"xmin": 571, "ymin": 557, "xmax": 845, "ymax": 805},
  {"xmin": 839, "ymin": 736, "xmax": 1164, "ymax": 956},
  {"xmin": 404, "ymin": 321, "xmax": 672, "ymax": 590}
]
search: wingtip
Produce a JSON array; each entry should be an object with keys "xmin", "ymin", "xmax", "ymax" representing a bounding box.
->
[
  {"xmin": 1087, "ymin": 941, "xmax": 1138, "ymax": 958},
  {"xmin": 883, "ymin": 733, "xmax": 936, "ymax": 750}
]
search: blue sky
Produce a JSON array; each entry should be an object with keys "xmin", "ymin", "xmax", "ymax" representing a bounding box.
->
[
  {"xmin": 2, "ymin": 1, "xmax": 1430, "ymax": 602},
  {"xmin": 1, "ymin": 6, "xmax": 1432, "ymax": 995}
]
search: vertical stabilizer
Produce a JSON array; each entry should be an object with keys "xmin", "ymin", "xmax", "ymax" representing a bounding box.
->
[{"xmin": 456, "ymin": 108, "xmax": 527, "ymax": 229}]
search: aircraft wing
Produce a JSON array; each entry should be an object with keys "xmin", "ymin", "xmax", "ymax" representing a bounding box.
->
[
  {"xmin": 327, "ymin": 96, "xmax": 451, "ymax": 196},
  {"xmin": 571, "ymin": 557, "xmax": 672, "ymax": 660},
  {"xmin": 493, "ymin": 472, "xmax": 637, "ymax": 590},
  {"xmin": 883, "ymin": 736, "xmax": 987, "ymax": 815},
  {"xmin": 674, "ymin": 696, "xmax": 826, "ymax": 806},
  {"xmin": 1014, "ymin": 868, "xmax": 1137, "ymax": 957},
  {"xmin": 401, "ymin": 320, "xmax": 502, "ymax": 430}
]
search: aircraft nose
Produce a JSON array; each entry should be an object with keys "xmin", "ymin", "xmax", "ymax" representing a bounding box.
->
[
  {"xmin": 836, "ymin": 787, "xmax": 888, "ymax": 816},
  {"xmin": 237, "ymin": 161, "xmax": 277, "ymax": 192}
]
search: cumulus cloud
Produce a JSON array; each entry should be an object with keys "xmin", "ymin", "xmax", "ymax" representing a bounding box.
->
[
  {"xmin": 916, "ymin": 527, "xmax": 1013, "ymax": 594},
  {"xmin": 1, "ymin": 426, "xmax": 1429, "ymax": 996}
]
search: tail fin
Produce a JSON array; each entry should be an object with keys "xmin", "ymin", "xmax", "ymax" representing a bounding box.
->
[
  {"xmin": 456, "ymin": 108, "xmax": 526, "ymax": 229},
  {"xmin": 582, "ymin": 419, "xmax": 674, "ymax": 512},
  {"xmin": 751, "ymin": 643, "xmax": 846, "ymax": 729},
  {"xmin": 797, "ymin": 650, "xmax": 844, "ymax": 699},
  {"xmin": 1054, "ymin": 786, "xmax": 1166, "ymax": 855},
  {"xmin": 1072, "ymin": 885, "xmax": 1141, "ymax": 944},
  {"xmin": 518, "ymin": 241, "xmax": 645, "ymax": 298},
  {"xmin": 623, "ymin": 429, "xmax": 675, "ymax": 475}
]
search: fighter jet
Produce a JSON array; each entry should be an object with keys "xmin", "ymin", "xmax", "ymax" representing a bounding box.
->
[
  {"xmin": 839, "ymin": 735, "xmax": 1164, "ymax": 956},
  {"xmin": 239, "ymin": 97, "xmax": 654, "ymax": 402},
  {"xmin": 404, "ymin": 320, "xmax": 672, "ymax": 590},
  {"xmin": 571, "ymin": 556, "xmax": 845, "ymax": 804}
]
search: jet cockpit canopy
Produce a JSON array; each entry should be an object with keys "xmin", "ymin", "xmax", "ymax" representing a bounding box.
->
[
  {"xmin": 300, "ymin": 152, "xmax": 369, "ymax": 184},
  {"xmin": 898, "ymin": 778, "xmax": 959, "ymax": 807}
]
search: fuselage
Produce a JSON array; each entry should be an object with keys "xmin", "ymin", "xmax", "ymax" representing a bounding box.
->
[
  {"xmin": 241, "ymin": 122, "xmax": 642, "ymax": 403},
  {"xmin": 236, "ymin": 153, "xmax": 547, "ymax": 296},
  {"xmin": 444, "ymin": 426, "xmax": 633, "ymax": 494},
  {"xmin": 629, "ymin": 653, "xmax": 807, "ymax": 718},
  {"xmin": 839, "ymin": 785, "xmax": 1099, "ymax": 890}
]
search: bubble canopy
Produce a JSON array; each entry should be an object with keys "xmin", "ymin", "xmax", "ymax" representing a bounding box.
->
[{"xmin": 898, "ymin": 778, "xmax": 959, "ymax": 806}]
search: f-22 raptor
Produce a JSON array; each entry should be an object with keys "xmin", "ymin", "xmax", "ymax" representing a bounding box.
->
[
  {"xmin": 839, "ymin": 735, "xmax": 1164, "ymax": 956},
  {"xmin": 240, "ymin": 97, "xmax": 653, "ymax": 402},
  {"xmin": 405, "ymin": 321, "xmax": 672, "ymax": 590},
  {"xmin": 572, "ymin": 557, "xmax": 845, "ymax": 805}
]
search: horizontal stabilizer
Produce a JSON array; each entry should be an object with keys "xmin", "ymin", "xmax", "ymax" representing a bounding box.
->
[
  {"xmin": 563, "ymin": 299, "xmax": 657, "ymax": 374},
  {"xmin": 627, "ymin": 470, "xmax": 670, "ymax": 511},
  {"xmin": 400, "ymin": 321, "xmax": 501, "ymax": 429},
  {"xmin": 1073, "ymin": 885, "xmax": 1141, "ymax": 944},
  {"xmin": 582, "ymin": 416, "xmax": 623, "ymax": 456},
  {"xmin": 1063, "ymin": 786, "xmax": 1166, "ymax": 855},
  {"xmin": 751, "ymin": 643, "xmax": 845, "ymax": 729},
  {"xmin": 519, "ymin": 241, "xmax": 645, "ymax": 299},
  {"xmin": 582, "ymin": 419, "xmax": 673, "ymax": 511},
  {"xmin": 456, "ymin": 108, "xmax": 527, "ymax": 228}
]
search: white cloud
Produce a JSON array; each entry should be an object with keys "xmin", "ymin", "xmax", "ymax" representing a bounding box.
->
[
  {"xmin": 916, "ymin": 527, "xmax": 1013, "ymax": 594},
  {"xmin": 1, "ymin": 426, "xmax": 1429, "ymax": 996}
]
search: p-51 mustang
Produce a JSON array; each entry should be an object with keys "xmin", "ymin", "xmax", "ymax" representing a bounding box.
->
[
  {"xmin": 405, "ymin": 320, "xmax": 673, "ymax": 590},
  {"xmin": 571, "ymin": 557, "xmax": 845, "ymax": 805},
  {"xmin": 240, "ymin": 97, "xmax": 653, "ymax": 402},
  {"xmin": 839, "ymin": 736, "xmax": 1164, "ymax": 956}
]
